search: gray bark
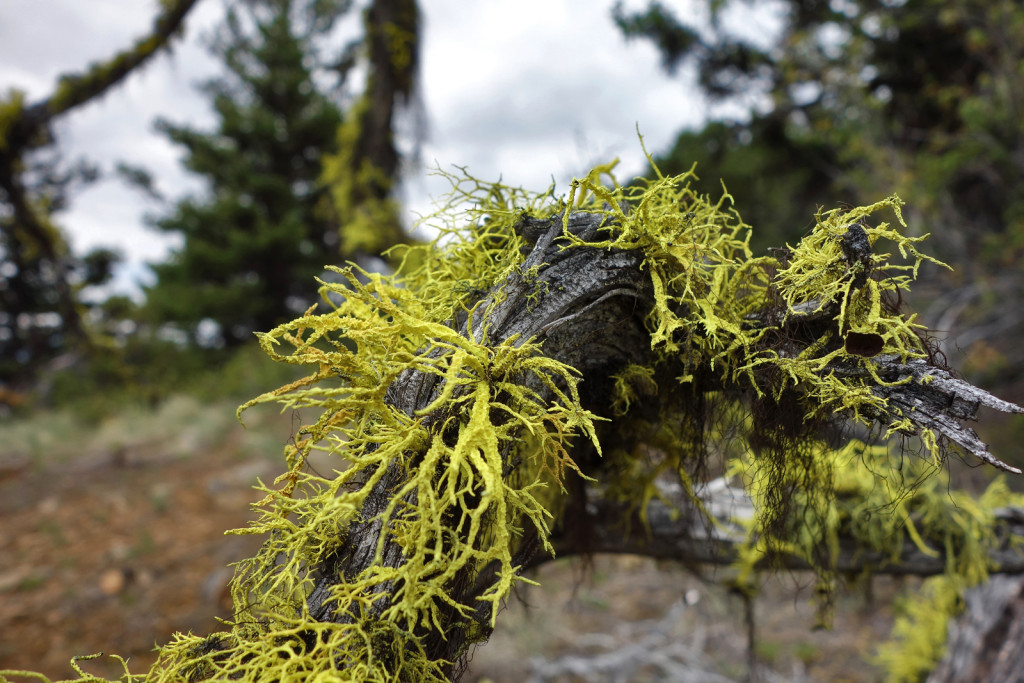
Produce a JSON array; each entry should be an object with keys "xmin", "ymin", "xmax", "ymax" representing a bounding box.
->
[
  {"xmin": 928, "ymin": 575, "xmax": 1024, "ymax": 683},
  {"xmin": 544, "ymin": 477, "xmax": 1024, "ymax": 577}
]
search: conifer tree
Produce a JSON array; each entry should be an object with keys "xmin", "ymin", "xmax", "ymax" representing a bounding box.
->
[
  {"xmin": 145, "ymin": 0, "xmax": 355, "ymax": 347},
  {"xmin": 616, "ymin": 0, "xmax": 1024, "ymax": 257}
]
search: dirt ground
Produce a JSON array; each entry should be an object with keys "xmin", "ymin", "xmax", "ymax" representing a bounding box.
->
[{"xmin": 0, "ymin": 396, "xmax": 903, "ymax": 681}]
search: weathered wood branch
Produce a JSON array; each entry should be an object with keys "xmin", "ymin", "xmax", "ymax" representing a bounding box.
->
[
  {"xmin": 928, "ymin": 574, "xmax": 1024, "ymax": 683},
  {"xmin": 306, "ymin": 212, "xmax": 655, "ymax": 671},
  {"xmin": 0, "ymin": 0, "xmax": 201, "ymax": 362},
  {"xmin": 543, "ymin": 476, "xmax": 1024, "ymax": 577},
  {"xmin": 837, "ymin": 356, "xmax": 1023, "ymax": 473}
]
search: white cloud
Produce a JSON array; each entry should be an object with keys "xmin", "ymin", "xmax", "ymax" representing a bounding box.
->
[{"xmin": 407, "ymin": 0, "xmax": 706, "ymax": 218}]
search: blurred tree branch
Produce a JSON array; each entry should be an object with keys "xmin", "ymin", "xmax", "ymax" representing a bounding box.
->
[
  {"xmin": 0, "ymin": 0, "xmax": 201, "ymax": 385},
  {"xmin": 546, "ymin": 478, "xmax": 1024, "ymax": 578}
]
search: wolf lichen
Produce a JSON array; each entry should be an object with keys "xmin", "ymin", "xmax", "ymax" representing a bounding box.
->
[
  {"xmin": 149, "ymin": 161, "xmax": 1003, "ymax": 680},
  {"xmin": 12, "ymin": 158, "xmax": 1021, "ymax": 682},
  {"xmin": 144, "ymin": 267, "xmax": 600, "ymax": 678}
]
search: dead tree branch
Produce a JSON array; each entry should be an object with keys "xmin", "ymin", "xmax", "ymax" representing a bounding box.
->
[
  {"xmin": 544, "ymin": 476, "xmax": 1024, "ymax": 577},
  {"xmin": 6, "ymin": 0, "xmax": 200, "ymax": 147},
  {"xmin": 928, "ymin": 574, "xmax": 1024, "ymax": 683},
  {"xmin": 297, "ymin": 210, "xmax": 1023, "ymax": 676},
  {"xmin": 0, "ymin": 0, "xmax": 201, "ymax": 360}
]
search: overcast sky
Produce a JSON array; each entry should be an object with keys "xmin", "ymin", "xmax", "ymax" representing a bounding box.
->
[{"xmin": 0, "ymin": 0, "xmax": 783, "ymax": 295}]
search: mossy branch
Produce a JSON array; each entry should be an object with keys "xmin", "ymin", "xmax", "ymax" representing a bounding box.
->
[
  {"xmin": 0, "ymin": 0, "xmax": 200, "ymax": 363},
  {"xmin": 2, "ymin": 0, "xmax": 200, "ymax": 230},
  {"xmin": 550, "ymin": 472, "xmax": 1024, "ymax": 577},
  {"xmin": 4, "ymin": 0, "xmax": 199, "ymax": 149}
]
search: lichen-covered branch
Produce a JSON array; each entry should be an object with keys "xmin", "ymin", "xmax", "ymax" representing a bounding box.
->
[
  {"xmin": 320, "ymin": 0, "xmax": 420, "ymax": 255},
  {"xmin": 298, "ymin": 211, "xmax": 651, "ymax": 670},
  {"xmin": 927, "ymin": 574, "xmax": 1024, "ymax": 682},
  {"xmin": 862, "ymin": 357, "xmax": 1022, "ymax": 472},
  {"xmin": 0, "ymin": 0, "xmax": 201, "ymax": 381},
  {"xmin": 3, "ymin": 0, "xmax": 200, "ymax": 148},
  {"xmin": 60, "ymin": 162, "xmax": 1024, "ymax": 682},
  {"xmin": 546, "ymin": 477, "xmax": 1024, "ymax": 577}
]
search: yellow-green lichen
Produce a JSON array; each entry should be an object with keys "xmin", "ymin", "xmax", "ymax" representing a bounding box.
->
[
  {"xmin": 141, "ymin": 260, "xmax": 600, "ymax": 680},
  {"xmin": 0, "ymin": 88, "xmax": 26, "ymax": 153},
  {"xmin": 12, "ymin": 157, "xmax": 1015, "ymax": 682},
  {"xmin": 728, "ymin": 436, "xmax": 1023, "ymax": 676},
  {"xmin": 877, "ymin": 574, "xmax": 963, "ymax": 683},
  {"xmin": 320, "ymin": 106, "xmax": 405, "ymax": 255}
]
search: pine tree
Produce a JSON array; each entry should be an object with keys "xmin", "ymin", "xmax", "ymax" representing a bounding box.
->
[{"xmin": 146, "ymin": 0, "xmax": 354, "ymax": 347}]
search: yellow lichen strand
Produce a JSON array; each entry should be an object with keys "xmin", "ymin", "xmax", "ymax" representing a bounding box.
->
[
  {"xmin": 141, "ymin": 256, "xmax": 599, "ymax": 680},
  {"xmin": 729, "ymin": 437, "xmax": 1023, "ymax": 675},
  {"xmin": 610, "ymin": 364, "xmax": 659, "ymax": 416},
  {"xmin": 560, "ymin": 159, "xmax": 761, "ymax": 362},
  {"xmin": 877, "ymin": 575, "xmax": 964, "ymax": 683},
  {"xmin": 320, "ymin": 96, "xmax": 405, "ymax": 256},
  {"xmin": 871, "ymin": 474, "xmax": 1022, "ymax": 682}
]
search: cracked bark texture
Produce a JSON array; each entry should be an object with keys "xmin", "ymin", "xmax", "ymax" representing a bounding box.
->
[{"xmin": 296, "ymin": 210, "xmax": 1022, "ymax": 677}]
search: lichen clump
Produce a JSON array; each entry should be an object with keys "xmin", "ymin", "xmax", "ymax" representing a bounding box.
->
[{"xmin": 12, "ymin": 158, "xmax": 1017, "ymax": 682}]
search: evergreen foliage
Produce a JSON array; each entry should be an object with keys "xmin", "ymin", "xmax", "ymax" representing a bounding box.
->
[
  {"xmin": 145, "ymin": 0, "xmax": 355, "ymax": 347},
  {"xmin": 0, "ymin": 148, "xmax": 106, "ymax": 384}
]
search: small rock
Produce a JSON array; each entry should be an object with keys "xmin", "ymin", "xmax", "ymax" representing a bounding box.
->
[
  {"xmin": 37, "ymin": 496, "xmax": 59, "ymax": 515},
  {"xmin": 136, "ymin": 569, "xmax": 155, "ymax": 588},
  {"xmin": 99, "ymin": 568, "xmax": 127, "ymax": 595},
  {"xmin": 0, "ymin": 568, "xmax": 29, "ymax": 593}
]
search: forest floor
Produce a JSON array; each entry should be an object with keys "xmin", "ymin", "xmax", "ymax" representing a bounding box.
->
[{"xmin": 0, "ymin": 394, "xmax": 922, "ymax": 682}]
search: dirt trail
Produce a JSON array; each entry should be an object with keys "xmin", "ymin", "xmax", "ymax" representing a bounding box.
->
[{"xmin": 0, "ymin": 436, "xmax": 275, "ymax": 678}]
